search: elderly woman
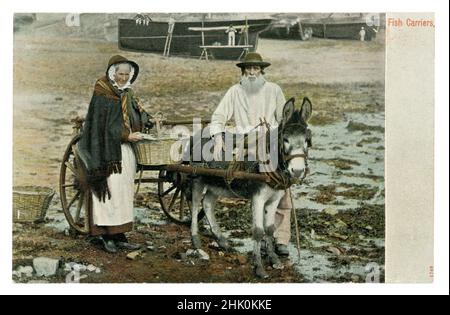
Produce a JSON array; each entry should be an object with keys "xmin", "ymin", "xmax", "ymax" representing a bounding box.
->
[{"xmin": 78, "ymin": 55, "xmax": 151, "ymax": 253}]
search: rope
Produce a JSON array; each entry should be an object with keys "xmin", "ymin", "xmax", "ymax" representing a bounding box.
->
[{"xmin": 289, "ymin": 189, "xmax": 302, "ymax": 266}]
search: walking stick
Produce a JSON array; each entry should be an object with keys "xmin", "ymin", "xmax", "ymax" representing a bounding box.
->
[{"xmin": 289, "ymin": 189, "xmax": 301, "ymax": 265}]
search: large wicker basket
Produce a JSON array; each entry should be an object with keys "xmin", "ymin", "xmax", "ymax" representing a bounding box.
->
[
  {"xmin": 133, "ymin": 138, "xmax": 182, "ymax": 166},
  {"xmin": 13, "ymin": 186, "xmax": 55, "ymax": 223}
]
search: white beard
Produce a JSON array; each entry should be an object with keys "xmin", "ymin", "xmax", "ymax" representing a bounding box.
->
[{"xmin": 240, "ymin": 75, "xmax": 266, "ymax": 94}]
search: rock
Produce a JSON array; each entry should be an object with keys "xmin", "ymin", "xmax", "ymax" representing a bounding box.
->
[
  {"xmin": 197, "ymin": 249, "xmax": 210, "ymax": 261},
  {"xmin": 33, "ymin": 257, "xmax": 60, "ymax": 277},
  {"xmin": 12, "ymin": 271, "xmax": 21, "ymax": 278},
  {"xmin": 127, "ymin": 251, "xmax": 143, "ymax": 261},
  {"xmin": 95, "ymin": 268, "xmax": 101, "ymax": 274},
  {"xmin": 64, "ymin": 263, "xmax": 72, "ymax": 272},
  {"xmin": 208, "ymin": 241, "xmax": 220, "ymax": 250},
  {"xmin": 145, "ymin": 241, "xmax": 154, "ymax": 246},
  {"xmin": 310, "ymin": 229, "xmax": 316, "ymax": 239},
  {"xmin": 351, "ymin": 275, "xmax": 360, "ymax": 282},
  {"xmin": 186, "ymin": 249, "xmax": 210, "ymax": 261},
  {"xmin": 334, "ymin": 219, "xmax": 348, "ymax": 230},
  {"xmin": 147, "ymin": 246, "xmax": 155, "ymax": 251},
  {"xmin": 73, "ymin": 264, "xmax": 87, "ymax": 272},
  {"xmin": 324, "ymin": 208, "xmax": 338, "ymax": 216},
  {"xmin": 326, "ymin": 246, "xmax": 343, "ymax": 256},
  {"xmin": 17, "ymin": 266, "xmax": 34, "ymax": 277},
  {"xmin": 87, "ymin": 265, "xmax": 97, "ymax": 272},
  {"xmin": 364, "ymin": 225, "xmax": 373, "ymax": 231},
  {"xmin": 330, "ymin": 232, "xmax": 348, "ymax": 241},
  {"xmin": 218, "ymin": 251, "xmax": 225, "ymax": 257}
]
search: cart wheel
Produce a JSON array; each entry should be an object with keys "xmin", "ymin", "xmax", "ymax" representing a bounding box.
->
[
  {"xmin": 158, "ymin": 169, "xmax": 204, "ymax": 225},
  {"xmin": 59, "ymin": 135, "xmax": 90, "ymax": 235}
]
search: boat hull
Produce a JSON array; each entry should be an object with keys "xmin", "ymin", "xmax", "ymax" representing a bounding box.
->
[{"xmin": 118, "ymin": 18, "xmax": 273, "ymax": 59}]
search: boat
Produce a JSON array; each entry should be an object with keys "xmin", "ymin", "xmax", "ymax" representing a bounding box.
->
[
  {"xmin": 118, "ymin": 15, "xmax": 273, "ymax": 60},
  {"xmin": 260, "ymin": 19, "xmax": 309, "ymax": 40},
  {"xmin": 300, "ymin": 14, "xmax": 378, "ymax": 40}
]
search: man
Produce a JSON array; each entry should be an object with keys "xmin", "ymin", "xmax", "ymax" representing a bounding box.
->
[
  {"xmin": 359, "ymin": 26, "xmax": 366, "ymax": 42},
  {"xmin": 78, "ymin": 55, "xmax": 152, "ymax": 253},
  {"xmin": 209, "ymin": 52, "xmax": 292, "ymax": 256},
  {"xmin": 226, "ymin": 25, "xmax": 237, "ymax": 46}
]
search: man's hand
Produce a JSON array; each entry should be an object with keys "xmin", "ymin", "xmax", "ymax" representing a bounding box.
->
[
  {"xmin": 213, "ymin": 134, "xmax": 224, "ymax": 161},
  {"xmin": 128, "ymin": 132, "xmax": 144, "ymax": 143}
]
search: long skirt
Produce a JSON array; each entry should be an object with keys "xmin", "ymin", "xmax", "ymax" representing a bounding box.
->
[{"xmin": 89, "ymin": 143, "xmax": 136, "ymax": 236}]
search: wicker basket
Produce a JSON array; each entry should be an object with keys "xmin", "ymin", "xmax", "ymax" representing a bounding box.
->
[
  {"xmin": 13, "ymin": 186, "xmax": 55, "ymax": 223},
  {"xmin": 133, "ymin": 138, "xmax": 182, "ymax": 166}
]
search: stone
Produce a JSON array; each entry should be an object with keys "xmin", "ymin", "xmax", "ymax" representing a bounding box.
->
[
  {"xmin": 208, "ymin": 241, "xmax": 220, "ymax": 250},
  {"xmin": 95, "ymin": 268, "xmax": 101, "ymax": 274},
  {"xmin": 33, "ymin": 257, "xmax": 60, "ymax": 277},
  {"xmin": 334, "ymin": 219, "xmax": 348, "ymax": 230},
  {"xmin": 196, "ymin": 249, "xmax": 210, "ymax": 261},
  {"xmin": 186, "ymin": 249, "xmax": 210, "ymax": 261},
  {"xmin": 73, "ymin": 264, "xmax": 87, "ymax": 272},
  {"xmin": 17, "ymin": 266, "xmax": 34, "ymax": 276},
  {"xmin": 127, "ymin": 251, "xmax": 142, "ymax": 260},
  {"xmin": 326, "ymin": 246, "xmax": 343, "ymax": 256},
  {"xmin": 12, "ymin": 271, "xmax": 21, "ymax": 278},
  {"xmin": 324, "ymin": 208, "xmax": 338, "ymax": 216},
  {"xmin": 87, "ymin": 265, "xmax": 97, "ymax": 272}
]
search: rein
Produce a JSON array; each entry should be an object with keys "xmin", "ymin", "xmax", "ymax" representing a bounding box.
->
[{"xmin": 222, "ymin": 120, "xmax": 309, "ymax": 193}]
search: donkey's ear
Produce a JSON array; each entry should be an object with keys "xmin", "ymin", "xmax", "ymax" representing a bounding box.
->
[
  {"xmin": 282, "ymin": 98, "xmax": 295, "ymax": 123},
  {"xmin": 300, "ymin": 97, "xmax": 312, "ymax": 123}
]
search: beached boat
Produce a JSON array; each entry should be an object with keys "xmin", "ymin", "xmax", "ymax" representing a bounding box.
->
[
  {"xmin": 260, "ymin": 19, "xmax": 308, "ymax": 40},
  {"xmin": 300, "ymin": 15, "xmax": 378, "ymax": 40},
  {"xmin": 118, "ymin": 16, "xmax": 273, "ymax": 60}
]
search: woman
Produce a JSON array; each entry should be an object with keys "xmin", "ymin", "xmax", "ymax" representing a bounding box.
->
[{"xmin": 78, "ymin": 55, "xmax": 152, "ymax": 253}]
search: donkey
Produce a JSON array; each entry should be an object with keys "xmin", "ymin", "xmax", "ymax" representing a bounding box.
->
[{"xmin": 188, "ymin": 97, "xmax": 312, "ymax": 278}]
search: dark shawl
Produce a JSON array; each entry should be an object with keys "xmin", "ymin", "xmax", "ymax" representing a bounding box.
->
[{"xmin": 78, "ymin": 76, "xmax": 149, "ymax": 202}]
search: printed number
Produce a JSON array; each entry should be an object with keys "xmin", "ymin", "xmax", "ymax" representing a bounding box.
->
[{"xmin": 429, "ymin": 266, "xmax": 434, "ymax": 278}]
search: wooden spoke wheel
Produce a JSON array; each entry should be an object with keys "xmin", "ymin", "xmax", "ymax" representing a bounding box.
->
[
  {"xmin": 59, "ymin": 135, "xmax": 90, "ymax": 235},
  {"xmin": 158, "ymin": 169, "xmax": 204, "ymax": 225}
]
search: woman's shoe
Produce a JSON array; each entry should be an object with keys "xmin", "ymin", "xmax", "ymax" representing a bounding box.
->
[{"xmin": 101, "ymin": 237, "xmax": 118, "ymax": 253}]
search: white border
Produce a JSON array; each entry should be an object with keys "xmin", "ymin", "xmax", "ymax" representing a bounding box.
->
[{"xmin": 2, "ymin": 0, "xmax": 448, "ymax": 295}]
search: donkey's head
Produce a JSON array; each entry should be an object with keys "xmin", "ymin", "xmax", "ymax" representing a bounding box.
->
[{"xmin": 280, "ymin": 97, "xmax": 313, "ymax": 179}]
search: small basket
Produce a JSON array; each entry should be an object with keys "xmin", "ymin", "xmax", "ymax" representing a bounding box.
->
[
  {"xmin": 133, "ymin": 138, "xmax": 182, "ymax": 166},
  {"xmin": 13, "ymin": 186, "xmax": 55, "ymax": 223}
]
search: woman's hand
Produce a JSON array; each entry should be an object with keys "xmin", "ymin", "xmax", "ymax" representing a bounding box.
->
[{"xmin": 128, "ymin": 132, "xmax": 144, "ymax": 143}]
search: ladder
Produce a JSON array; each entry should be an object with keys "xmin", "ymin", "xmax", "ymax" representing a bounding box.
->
[{"xmin": 163, "ymin": 19, "xmax": 175, "ymax": 57}]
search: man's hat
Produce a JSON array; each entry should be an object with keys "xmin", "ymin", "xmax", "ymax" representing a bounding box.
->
[
  {"xmin": 107, "ymin": 55, "xmax": 140, "ymax": 83},
  {"xmin": 236, "ymin": 52, "xmax": 271, "ymax": 69}
]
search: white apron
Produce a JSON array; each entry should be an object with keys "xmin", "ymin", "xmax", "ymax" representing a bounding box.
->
[{"xmin": 92, "ymin": 143, "xmax": 136, "ymax": 226}]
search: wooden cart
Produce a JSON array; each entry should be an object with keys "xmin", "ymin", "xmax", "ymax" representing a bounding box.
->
[
  {"xmin": 59, "ymin": 117, "xmax": 272, "ymax": 235},
  {"xmin": 59, "ymin": 117, "xmax": 207, "ymax": 235}
]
